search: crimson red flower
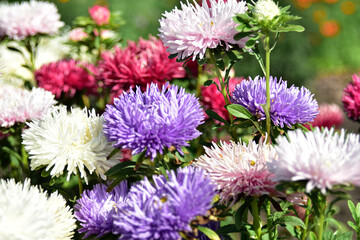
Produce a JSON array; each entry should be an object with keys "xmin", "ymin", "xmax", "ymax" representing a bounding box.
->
[
  {"xmin": 306, "ymin": 103, "xmax": 344, "ymax": 130},
  {"xmin": 35, "ymin": 59, "xmax": 97, "ymax": 98},
  {"xmin": 201, "ymin": 77, "xmax": 244, "ymax": 121},
  {"xmin": 97, "ymin": 36, "xmax": 186, "ymax": 97},
  {"xmin": 342, "ymin": 73, "xmax": 360, "ymax": 121},
  {"xmin": 89, "ymin": 5, "xmax": 110, "ymax": 26}
]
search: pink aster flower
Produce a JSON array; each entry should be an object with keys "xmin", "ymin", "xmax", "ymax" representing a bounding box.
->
[
  {"xmin": 0, "ymin": 85, "xmax": 56, "ymax": 128},
  {"xmin": 306, "ymin": 103, "xmax": 344, "ymax": 130},
  {"xmin": 0, "ymin": 0, "xmax": 64, "ymax": 40},
  {"xmin": 201, "ymin": 77, "xmax": 244, "ymax": 121},
  {"xmin": 97, "ymin": 36, "xmax": 186, "ymax": 97},
  {"xmin": 194, "ymin": 137, "xmax": 278, "ymax": 204},
  {"xmin": 89, "ymin": 5, "xmax": 110, "ymax": 26},
  {"xmin": 158, "ymin": 0, "xmax": 248, "ymax": 60},
  {"xmin": 342, "ymin": 73, "xmax": 360, "ymax": 121},
  {"xmin": 69, "ymin": 28, "xmax": 88, "ymax": 42},
  {"xmin": 35, "ymin": 59, "xmax": 97, "ymax": 98},
  {"xmin": 269, "ymin": 128, "xmax": 360, "ymax": 194}
]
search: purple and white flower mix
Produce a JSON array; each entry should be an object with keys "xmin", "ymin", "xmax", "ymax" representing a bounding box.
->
[
  {"xmin": 103, "ymin": 83, "xmax": 204, "ymax": 159},
  {"xmin": 231, "ymin": 76, "xmax": 319, "ymax": 128}
]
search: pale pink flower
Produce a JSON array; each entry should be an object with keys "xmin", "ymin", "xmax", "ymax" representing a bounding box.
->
[
  {"xmin": 69, "ymin": 28, "xmax": 88, "ymax": 42},
  {"xmin": 97, "ymin": 36, "xmax": 186, "ymax": 97},
  {"xmin": 0, "ymin": 0, "xmax": 64, "ymax": 40},
  {"xmin": 269, "ymin": 128, "xmax": 360, "ymax": 194},
  {"xmin": 0, "ymin": 85, "xmax": 56, "ymax": 128},
  {"xmin": 158, "ymin": 0, "xmax": 248, "ymax": 60},
  {"xmin": 194, "ymin": 138, "xmax": 278, "ymax": 204},
  {"xmin": 306, "ymin": 103, "xmax": 344, "ymax": 130},
  {"xmin": 89, "ymin": 5, "xmax": 110, "ymax": 26},
  {"xmin": 342, "ymin": 73, "xmax": 360, "ymax": 121}
]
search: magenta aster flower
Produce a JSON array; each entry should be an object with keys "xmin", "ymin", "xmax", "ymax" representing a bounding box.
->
[
  {"xmin": 195, "ymin": 137, "xmax": 278, "ymax": 204},
  {"xmin": 0, "ymin": 85, "xmax": 56, "ymax": 128},
  {"xmin": 0, "ymin": 0, "xmax": 64, "ymax": 40},
  {"xmin": 306, "ymin": 103, "xmax": 344, "ymax": 130},
  {"xmin": 342, "ymin": 73, "xmax": 360, "ymax": 121},
  {"xmin": 231, "ymin": 76, "xmax": 319, "ymax": 128},
  {"xmin": 201, "ymin": 77, "xmax": 244, "ymax": 121},
  {"xmin": 35, "ymin": 59, "xmax": 97, "ymax": 98},
  {"xmin": 158, "ymin": 0, "xmax": 248, "ymax": 60},
  {"xmin": 269, "ymin": 128, "xmax": 360, "ymax": 194},
  {"xmin": 89, "ymin": 5, "xmax": 110, "ymax": 26},
  {"xmin": 97, "ymin": 36, "xmax": 185, "ymax": 98},
  {"xmin": 104, "ymin": 83, "xmax": 204, "ymax": 160}
]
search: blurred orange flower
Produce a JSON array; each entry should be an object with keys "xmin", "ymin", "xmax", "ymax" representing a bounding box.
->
[
  {"xmin": 341, "ymin": 1, "xmax": 355, "ymax": 15},
  {"xmin": 320, "ymin": 20, "xmax": 340, "ymax": 37},
  {"xmin": 313, "ymin": 9, "xmax": 327, "ymax": 23}
]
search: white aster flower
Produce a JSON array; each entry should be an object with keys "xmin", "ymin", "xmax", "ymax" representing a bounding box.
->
[
  {"xmin": 0, "ymin": 179, "xmax": 75, "ymax": 240},
  {"xmin": 195, "ymin": 137, "xmax": 278, "ymax": 204},
  {"xmin": 22, "ymin": 106, "xmax": 120, "ymax": 184},
  {"xmin": 158, "ymin": 0, "xmax": 248, "ymax": 60},
  {"xmin": 268, "ymin": 128, "xmax": 360, "ymax": 194},
  {"xmin": 0, "ymin": 85, "xmax": 56, "ymax": 128},
  {"xmin": 253, "ymin": 0, "xmax": 281, "ymax": 21},
  {"xmin": 0, "ymin": 0, "xmax": 64, "ymax": 40}
]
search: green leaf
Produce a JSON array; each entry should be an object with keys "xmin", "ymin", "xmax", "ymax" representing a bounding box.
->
[
  {"xmin": 245, "ymin": 38, "xmax": 257, "ymax": 49},
  {"xmin": 225, "ymin": 51, "xmax": 239, "ymax": 61},
  {"xmin": 205, "ymin": 109, "xmax": 229, "ymax": 125},
  {"xmin": 347, "ymin": 221, "xmax": 357, "ymax": 231},
  {"xmin": 168, "ymin": 53, "xmax": 178, "ymax": 59},
  {"xmin": 197, "ymin": 226, "xmax": 221, "ymax": 240},
  {"xmin": 216, "ymin": 59, "xmax": 225, "ymax": 71},
  {"xmin": 275, "ymin": 215, "xmax": 305, "ymax": 229},
  {"xmin": 277, "ymin": 24, "xmax": 305, "ymax": 33},
  {"xmin": 216, "ymin": 224, "xmax": 238, "ymax": 236},
  {"xmin": 348, "ymin": 200, "xmax": 358, "ymax": 222},
  {"xmin": 133, "ymin": 149, "xmax": 147, "ymax": 170},
  {"xmin": 234, "ymin": 32, "xmax": 252, "ymax": 41},
  {"xmin": 204, "ymin": 80, "xmax": 215, "ymax": 87},
  {"xmin": 227, "ymin": 104, "xmax": 253, "ymax": 119},
  {"xmin": 94, "ymin": 36, "xmax": 101, "ymax": 48},
  {"xmin": 41, "ymin": 169, "xmax": 50, "ymax": 177},
  {"xmin": 309, "ymin": 231, "xmax": 317, "ymax": 240}
]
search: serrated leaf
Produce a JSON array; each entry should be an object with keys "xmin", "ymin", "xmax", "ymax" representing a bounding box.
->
[
  {"xmin": 197, "ymin": 226, "xmax": 221, "ymax": 240},
  {"xmin": 227, "ymin": 104, "xmax": 253, "ymax": 119}
]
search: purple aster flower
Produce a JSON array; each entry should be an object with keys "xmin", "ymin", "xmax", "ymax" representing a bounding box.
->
[
  {"xmin": 104, "ymin": 83, "xmax": 204, "ymax": 159},
  {"xmin": 113, "ymin": 166, "xmax": 216, "ymax": 240},
  {"xmin": 231, "ymin": 76, "xmax": 319, "ymax": 128},
  {"xmin": 74, "ymin": 181, "xmax": 129, "ymax": 238}
]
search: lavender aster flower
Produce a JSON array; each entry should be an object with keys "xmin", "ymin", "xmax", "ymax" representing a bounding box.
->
[
  {"xmin": 158, "ymin": 0, "xmax": 248, "ymax": 60},
  {"xmin": 269, "ymin": 128, "xmax": 360, "ymax": 193},
  {"xmin": 104, "ymin": 83, "xmax": 204, "ymax": 159},
  {"xmin": 231, "ymin": 76, "xmax": 319, "ymax": 128},
  {"xmin": 114, "ymin": 166, "xmax": 216, "ymax": 240},
  {"xmin": 74, "ymin": 181, "xmax": 129, "ymax": 238}
]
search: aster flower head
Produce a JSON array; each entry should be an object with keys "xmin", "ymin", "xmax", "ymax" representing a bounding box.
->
[
  {"xmin": 22, "ymin": 105, "xmax": 119, "ymax": 184},
  {"xmin": 307, "ymin": 103, "xmax": 344, "ymax": 130},
  {"xmin": 35, "ymin": 59, "xmax": 97, "ymax": 98},
  {"xmin": 268, "ymin": 128, "xmax": 360, "ymax": 194},
  {"xmin": 69, "ymin": 28, "xmax": 88, "ymax": 42},
  {"xmin": 97, "ymin": 36, "xmax": 185, "ymax": 97},
  {"xmin": 195, "ymin": 137, "xmax": 277, "ymax": 204},
  {"xmin": 89, "ymin": 5, "xmax": 111, "ymax": 26},
  {"xmin": 0, "ymin": 178, "xmax": 75, "ymax": 240},
  {"xmin": 253, "ymin": 0, "xmax": 281, "ymax": 21},
  {"xmin": 0, "ymin": 85, "xmax": 56, "ymax": 128},
  {"xmin": 201, "ymin": 77, "xmax": 244, "ymax": 121},
  {"xmin": 342, "ymin": 73, "xmax": 360, "ymax": 121},
  {"xmin": 114, "ymin": 166, "xmax": 216, "ymax": 240},
  {"xmin": 75, "ymin": 181, "xmax": 129, "ymax": 238},
  {"xmin": 231, "ymin": 76, "xmax": 319, "ymax": 128},
  {"xmin": 0, "ymin": 0, "xmax": 64, "ymax": 40},
  {"xmin": 158, "ymin": 0, "xmax": 248, "ymax": 60},
  {"xmin": 104, "ymin": 83, "xmax": 204, "ymax": 160}
]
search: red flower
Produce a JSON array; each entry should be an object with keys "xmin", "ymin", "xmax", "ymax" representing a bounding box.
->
[
  {"xmin": 306, "ymin": 103, "xmax": 344, "ymax": 129},
  {"xmin": 201, "ymin": 77, "xmax": 244, "ymax": 121},
  {"xmin": 343, "ymin": 73, "xmax": 360, "ymax": 121},
  {"xmin": 35, "ymin": 59, "xmax": 97, "ymax": 98},
  {"xmin": 97, "ymin": 36, "xmax": 186, "ymax": 98},
  {"xmin": 89, "ymin": 5, "xmax": 110, "ymax": 26}
]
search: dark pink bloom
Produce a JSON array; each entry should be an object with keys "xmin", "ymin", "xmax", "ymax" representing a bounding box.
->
[
  {"xmin": 89, "ymin": 5, "xmax": 110, "ymax": 26},
  {"xmin": 201, "ymin": 77, "xmax": 244, "ymax": 121},
  {"xmin": 306, "ymin": 103, "xmax": 344, "ymax": 130},
  {"xmin": 35, "ymin": 59, "xmax": 97, "ymax": 98},
  {"xmin": 342, "ymin": 73, "xmax": 360, "ymax": 121},
  {"xmin": 97, "ymin": 36, "xmax": 186, "ymax": 97}
]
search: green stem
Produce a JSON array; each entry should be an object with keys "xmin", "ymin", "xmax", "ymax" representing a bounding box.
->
[
  {"xmin": 301, "ymin": 197, "xmax": 312, "ymax": 240},
  {"xmin": 77, "ymin": 172, "xmax": 83, "ymax": 195},
  {"xmin": 251, "ymin": 198, "xmax": 262, "ymax": 240},
  {"xmin": 266, "ymin": 199, "xmax": 273, "ymax": 240},
  {"xmin": 316, "ymin": 194, "xmax": 326, "ymax": 240},
  {"xmin": 208, "ymin": 50, "xmax": 233, "ymax": 123},
  {"xmin": 263, "ymin": 36, "xmax": 271, "ymax": 144}
]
